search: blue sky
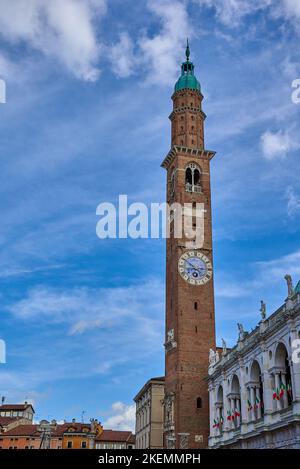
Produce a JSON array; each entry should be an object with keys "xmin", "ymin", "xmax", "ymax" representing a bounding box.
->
[{"xmin": 0, "ymin": 0, "xmax": 300, "ymax": 430}]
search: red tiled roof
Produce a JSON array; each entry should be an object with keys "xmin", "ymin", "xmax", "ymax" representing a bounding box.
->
[
  {"xmin": 0, "ymin": 417, "xmax": 19, "ymax": 426},
  {"xmin": 53, "ymin": 423, "xmax": 92, "ymax": 436},
  {"xmin": 2, "ymin": 422, "xmax": 95, "ymax": 438},
  {"xmin": 0, "ymin": 404, "xmax": 34, "ymax": 412},
  {"xmin": 127, "ymin": 434, "xmax": 136, "ymax": 444},
  {"xmin": 96, "ymin": 430, "xmax": 135, "ymax": 443},
  {"xmin": 2, "ymin": 425, "xmax": 40, "ymax": 437}
]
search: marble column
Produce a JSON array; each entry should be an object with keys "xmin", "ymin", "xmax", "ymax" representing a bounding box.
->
[
  {"xmin": 231, "ymin": 398, "xmax": 236, "ymax": 429},
  {"xmin": 281, "ymin": 373, "xmax": 288, "ymax": 408},
  {"xmin": 250, "ymin": 386, "xmax": 256, "ymax": 421},
  {"xmin": 209, "ymin": 387, "xmax": 215, "ymax": 436},
  {"xmin": 217, "ymin": 405, "xmax": 222, "ymax": 433},
  {"xmin": 239, "ymin": 364, "xmax": 248, "ymax": 425},
  {"xmin": 288, "ymin": 323, "xmax": 300, "ymax": 401},
  {"xmin": 275, "ymin": 373, "xmax": 282, "ymax": 411},
  {"xmin": 236, "ymin": 399, "xmax": 241, "ymax": 427},
  {"xmin": 222, "ymin": 376, "xmax": 231, "ymax": 432},
  {"xmin": 262, "ymin": 371, "xmax": 273, "ymax": 416},
  {"xmin": 255, "ymin": 386, "xmax": 262, "ymax": 419}
]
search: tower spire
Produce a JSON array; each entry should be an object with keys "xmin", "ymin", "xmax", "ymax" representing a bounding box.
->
[
  {"xmin": 174, "ymin": 40, "xmax": 200, "ymax": 93},
  {"xmin": 186, "ymin": 38, "xmax": 190, "ymax": 61}
]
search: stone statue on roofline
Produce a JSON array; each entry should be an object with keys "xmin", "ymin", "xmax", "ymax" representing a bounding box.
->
[
  {"xmin": 260, "ymin": 300, "xmax": 267, "ymax": 321},
  {"xmin": 285, "ymin": 274, "xmax": 294, "ymax": 299},
  {"xmin": 209, "ymin": 348, "xmax": 215, "ymax": 366},
  {"xmin": 237, "ymin": 323, "xmax": 246, "ymax": 341},
  {"xmin": 221, "ymin": 338, "xmax": 227, "ymax": 356}
]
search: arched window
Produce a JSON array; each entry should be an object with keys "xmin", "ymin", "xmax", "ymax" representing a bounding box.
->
[
  {"xmin": 214, "ymin": 385, "xmax": 224, "ymax": 434},
  {"xmin": 185, "ymin": 163, "xmax": 201, "ymax": 193},
  {"xmin": 249, "ymin": 360, "xmax": 264, "ymax": 421},
  {"xmin": 228, "ymin": 375, "xmax": 242, "ymax": 429},
  {"xmin": 185, "ymin": 167, "xmax": 192, "ymax": 185},
  {"xmin": 274, "ymin": 343, "xmax": 293, "ymax": 409}
]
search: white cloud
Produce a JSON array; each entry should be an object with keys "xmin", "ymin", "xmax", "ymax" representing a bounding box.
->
[
  {"xmin": 0, "ymin": 0, "xmax": 106, "ymax": 81},
  {"xmin": 0, "ymin": 52, "xmax": 17, "ymax": 80},
  {"xmin": 196, "ymin": 0, "xmax": 300, "ymax": 34},
  {"xmin": 256, "ymin": 250, "xmax": 300, "ymax": 280},
  {"xmin": 69, "ymin": 319, "xmax": 102, "ymax": 335},
  {"xmin": 107, "ymin": 0, "xmax": 191, "ymax": 86},
  {"xmin": 286, "ymin": 186, "xmax": 300, "ymax": 218},
  {"xmin": 102, "ymin": 401, "xmax": 136, "ymax": 431},
  {"xmin": 139, "ymin": 0, "xmax": 191, "ymax": 86},
  {"xmin": 215, "ymin": 283, "xmax": 249, "ymax": 298},
  {"xmin": 8, "ymin": 280, "xmax": 164, "ymax": 340},
  {"xmin": 275, "ymin": 0, "xmax": 300, "ymax": 33},
  {"xmin": 197, "ymin": 0, "xmax": 272, "ymax": 26},
  {"xmin": 260, "ymin": 129, "xmax": 296, "ymax": 160},
  {"xmin": 109, "ymin": 32, "xmax": 136, "ymax": 78}
]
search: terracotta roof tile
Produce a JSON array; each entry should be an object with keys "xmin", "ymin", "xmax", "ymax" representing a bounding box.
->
[
  {"xmin": 2, "ymin": 425, "xmax": 39, "ymax": 437},
  {"xmin": 0, "ymin": 404, "xmax": 34, "ymax": 412},
  {"xmin": 96, "ymin": 430, "xmax": 135, "ymax": 443},
  {"xmin": 0, "ymin": 417, "xmax": 19, "ymax": 426}
]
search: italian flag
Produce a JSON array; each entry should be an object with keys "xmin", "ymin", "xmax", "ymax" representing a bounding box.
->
[
  {"xmin": 273, "ymin": 388, "xmax": 279, "ymax": 400},
  {"xmin": 247, "ymin": 399, "xmax": 252, "ymax": 411},
  {"xmin": 234, "ymin": 409, "xmax": 240, "ymax": 418},
  {"xmin": 220, "ymin": 415, "xmax": 224, "ymax": 425},
  {"xmin": 227, "ymin": 410, "xmax": 232, "ymax": 421},
  {"xmin": 254, "ymin": 396, "xmax": 260, "ymax": 409},
  {"xmin": 287, "ymin": 382, "xmax": 292, "ymax": 395},
  {"xmin": 213, "ymin": 419, "xmax": 219, "ymax": 428},
  {"xmin": 279, "ymin": 382, "xmax": 286, "ymax": 398}
]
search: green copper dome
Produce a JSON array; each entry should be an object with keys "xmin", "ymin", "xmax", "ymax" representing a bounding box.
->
[{"xmin": 174, "ymin": 40, "xmax": 201, "ymax": 93}]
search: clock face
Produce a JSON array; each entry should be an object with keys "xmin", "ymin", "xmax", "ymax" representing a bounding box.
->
[{"xmin": 178, "ymin": 251, "xmax": 212, "ymax": 285}]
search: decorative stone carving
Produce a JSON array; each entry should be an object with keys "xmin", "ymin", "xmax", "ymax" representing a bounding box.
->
[
  {"xmin": 209, "ymin": 348, "xmax": 215, "ymax": 366},
  {"xmin": 260, "ymin": 300, "xmax": 267, "ymax": 321},
  {"xmin": 237, "ymin": 323, "xmax": 246, "ymax": 341},
  {"xmin": 178, "ymin": 433, "xmax": 190, "ymax": 449},
  {"xmin": 222, "ymin": 338, "xmax": 227, "ymax": 355},
  {"xmin": 285, "ymin": 274, "xmax": 295, "ymax": 299},
  {"xmin": 164, "ymin": 328, "xmax": 177, "ymax": 351},
  {"xmin": 165, "ymin": 434, "xmax": 176, "ymax": 449},
  {"xmin": 163, "ymin": 392, "xmax": 175, "ymax": 427},
  {"xmin": 209, "ymin": 348, "xmax": 220, "ymax": 367}
]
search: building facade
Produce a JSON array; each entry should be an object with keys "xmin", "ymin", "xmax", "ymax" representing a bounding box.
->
[
  {"xmin": 95, "ymin": 430, "xmax": 135, "ymax": 449},
  {"xmin": 161, "ymin": 42, "xmax": 216, "ymax": 449},
  {"xmin": 61, "ymin": 420, "xmax": 102, "ymax": 449},
  {"xmin": 0, "ymin": 403, "xmax": 34, "ymax": 423},
  {"xmin": 134, "ymin": 377, "xmax": 164, "ymax": 449},
  {"xmin": 208, "ymin": 277, "xmax": 300, "ymax": 449},
  {"xmin": 0, "ymin": 416, "xmax": 103, "ymax": 449}
]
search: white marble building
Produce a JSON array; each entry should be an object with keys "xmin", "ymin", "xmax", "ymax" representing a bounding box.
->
[{"xmin": 208, "ymin": 275, "xmax": 300, "ymax": 448}]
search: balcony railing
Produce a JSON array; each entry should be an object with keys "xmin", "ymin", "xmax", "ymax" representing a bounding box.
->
[{"xmin": 185, "ymin": 183, "xmax": 202, "ymax": 193}]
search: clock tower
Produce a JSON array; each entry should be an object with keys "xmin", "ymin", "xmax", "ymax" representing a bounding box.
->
[{"xmin": 161, "ymin": 42, "xmax": 216, "ymax": 449}]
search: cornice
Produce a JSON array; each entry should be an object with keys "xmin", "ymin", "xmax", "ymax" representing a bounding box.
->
[{"xmin": 161, "ymin": 145, "xmax": 216, "ymax": 169}]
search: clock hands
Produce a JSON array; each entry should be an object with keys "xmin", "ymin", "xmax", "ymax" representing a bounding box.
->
[
  {"xmin": 178, "ymin": 252, "xmax": 212, "ymax": 285},
  {"xmin": 186, "ymin": 259, "xmax": 206, "ymax": 273}
]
